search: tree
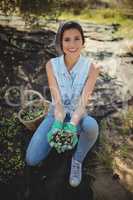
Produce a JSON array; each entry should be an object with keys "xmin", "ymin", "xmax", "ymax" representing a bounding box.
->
[{"xmin": 0, "ymin": 0, "xmax": 63, "ymax": 22}]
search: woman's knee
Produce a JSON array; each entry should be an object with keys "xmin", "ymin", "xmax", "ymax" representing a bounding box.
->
[
  {"xmin": 25, "ymin": 141, "xmax": 51, "ymax": 166},
  {"xmin": 25, "ymin": 113, "xmax": 54, "ymax": 166},
  {"xmin": 81, "ymin": 115, "xmax": 99, "ymax": 137},
  {"xmin": 25, "ymin": 151, "xmax": 38, "ymax": 166}
]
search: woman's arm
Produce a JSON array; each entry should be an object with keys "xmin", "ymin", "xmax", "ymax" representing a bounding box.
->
[
  {"xmin": 70, "ymin": 63, "xmax": 101, "ymax": 125},
  {"xmin": 46, "ymin": 60, "xmax": 66, "ymax": 122}
]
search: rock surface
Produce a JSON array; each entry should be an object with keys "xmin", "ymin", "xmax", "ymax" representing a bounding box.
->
[{"xmin": 0, "ymin": 19, "xmax": 133, "ymax": 200}]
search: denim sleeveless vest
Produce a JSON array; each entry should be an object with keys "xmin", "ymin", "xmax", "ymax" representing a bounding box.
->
[{"xmin": 48, "ymin": 54, "xmax": 91, "ymax": 116}]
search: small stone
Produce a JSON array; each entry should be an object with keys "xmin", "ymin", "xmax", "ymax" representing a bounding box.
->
[{"xmin": 112, "ymin": 173, "xmax": 120, "ymax": 180}]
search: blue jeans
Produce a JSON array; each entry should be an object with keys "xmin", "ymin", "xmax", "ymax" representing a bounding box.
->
[{"xmin": 26, "ymin": 112, "xmax": 99, "ymax": 166}]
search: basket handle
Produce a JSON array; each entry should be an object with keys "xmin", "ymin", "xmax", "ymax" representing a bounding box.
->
[{"xmin": 21, "ymin": 89, "xmax": 44, "ymax": 108}]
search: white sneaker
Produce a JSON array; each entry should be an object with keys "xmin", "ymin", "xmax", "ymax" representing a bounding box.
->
[{"xmin": 69, "ymin": 158, "xmax": 82, "ymax": 187}]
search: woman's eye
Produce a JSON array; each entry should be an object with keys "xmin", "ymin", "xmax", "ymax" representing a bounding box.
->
[
  {"xmin": 64, "ymin": 38, "xmax": 70, "ymax": 42},
  {"xmin": 64, "ymin": 38, "xmax": 80, "ymax": 42}
]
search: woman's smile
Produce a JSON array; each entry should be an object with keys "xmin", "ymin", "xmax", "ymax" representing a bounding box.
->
[{"xmin": 68, "ymin": 48, "xmax": 78, "ymax": 53}]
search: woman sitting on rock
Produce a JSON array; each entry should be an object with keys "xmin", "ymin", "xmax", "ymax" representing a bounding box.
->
[{"xmin": 26, "ymin": 21, "xmax": 101, "ymax": 187}]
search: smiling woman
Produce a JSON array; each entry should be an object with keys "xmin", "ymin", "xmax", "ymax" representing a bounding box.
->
[{"xmin": 26, "ymin": 20, "xmax": 101, "ymax": 188}]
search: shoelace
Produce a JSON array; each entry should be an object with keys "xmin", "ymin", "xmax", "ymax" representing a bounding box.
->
[{"xmin": 71, "ymin": 159, "xmax": 81, "ymax": 178}]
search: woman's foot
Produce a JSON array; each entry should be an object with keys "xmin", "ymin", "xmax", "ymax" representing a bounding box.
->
[{"xmin": 69, "ymin": 158, "xmax": 82, "ymax": 187}]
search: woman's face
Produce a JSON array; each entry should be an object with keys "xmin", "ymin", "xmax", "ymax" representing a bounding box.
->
[{"xmin": 62, "ymin": 28, "xmax": 84, "ymax": 57}]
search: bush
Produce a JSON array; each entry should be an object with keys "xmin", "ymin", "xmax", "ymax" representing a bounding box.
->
[{"xmin": 0, "ymin": 114, "xmax": 26, "ymax": 183}]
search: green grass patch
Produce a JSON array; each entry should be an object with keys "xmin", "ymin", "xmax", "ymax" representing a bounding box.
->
[
  {"xmin": 117, "ymin": 107, "xmax": 133, "ymax": 135},
  {"xmin": 118, "ymin": 144, "xmax": 130, "ymax": 158},
  {"xmin": 95, "ymin": 132, "xmax": 113, "ymax": 170},
  {"xmin": 95, "ymin": 106, "xmax": 133, "ymax": 169},
  {"xmin": 59, "ymin": 8, "xmax": 133, "ymax": 39}
]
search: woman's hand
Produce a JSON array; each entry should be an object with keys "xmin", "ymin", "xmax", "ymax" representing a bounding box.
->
[
  {"xmin": 53, "ymin": 122, "xmax": 78, "ymax": 153},
  {"xmin": 47, "ymin": 119, "xmax": 63, "ymax": 146},
  {"xmin": 62, "ymin": 122, "xmax": 78, "ymax": 149},
  {"xmin": 48, "ymin": 121, "xmax": 78, "ymax": 153}
]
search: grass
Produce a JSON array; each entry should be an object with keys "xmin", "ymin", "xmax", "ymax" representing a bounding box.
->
[
  {"xmin": 95, "ymin": 132, "xmax": 113, "ymax": 170},
  {"xmin": 94, "ymin": 119, "xmax": 113, "ymax": 170},
  {"xmin": 118, "ymin": 144, "xmax": 130, "ymax": 158},
  {"xmin": 59, "ymin": 8, "xmax": 133, "ymax": 39},
  {"xmin": 8, "ymin": 6, "xmax": 133, "ymax": 39},
  {"xmin": 95, "ymin": 106, "xmax": 133, "ymax": 170}
]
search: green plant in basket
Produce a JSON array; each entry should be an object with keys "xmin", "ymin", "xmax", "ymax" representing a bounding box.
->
[
  {"xmin": 21, "ymin": 105, "xmax": 44, "ymax": 121},
  {"xmin": 21, "ymin": 100, "xmax": 49, "ymax": 122}
]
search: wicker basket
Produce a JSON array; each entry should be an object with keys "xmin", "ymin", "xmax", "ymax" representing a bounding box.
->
[
  {"xmin": 20, "ymin": 89, "xmax": 45, "ymax": 108},
  {"xmin": 18, "ymin": 90, "xmax": 50, "ymax": 131}
]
